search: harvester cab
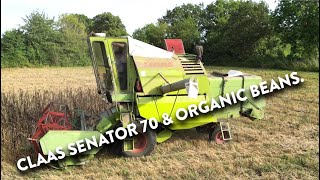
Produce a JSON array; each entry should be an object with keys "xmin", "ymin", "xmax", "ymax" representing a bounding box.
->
[
  {"xmin": 30, "ymin": 33, "xmax": 266, "ymax": 168},
  {"xmin": 88, "ymin": 35, "xmax": 132, "ymax": 103}
]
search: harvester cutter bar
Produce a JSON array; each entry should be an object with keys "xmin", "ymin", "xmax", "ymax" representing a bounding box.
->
[{"xmin": 29, "ymin": 102, "xmax": 74, "ymax": 154}]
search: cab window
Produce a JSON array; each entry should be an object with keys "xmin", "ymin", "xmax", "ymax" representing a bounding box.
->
[
  {"xmin": 112, "ymin": 42, "xmax": 128, "ymax": 91},
  {"xmin": 92, "ymin": 41, "xmax": 113, "ymax": 92}
]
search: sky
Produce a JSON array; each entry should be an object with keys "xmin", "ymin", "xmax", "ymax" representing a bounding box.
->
[{"xmin": 1, "ymin": 0, "xmax": 278, "ymax": 35}]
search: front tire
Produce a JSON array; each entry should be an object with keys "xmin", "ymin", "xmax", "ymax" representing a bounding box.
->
[
  {"xmin": 209, "ymin": 125, "xmax": 225, "ymax": 144},
  {"xmin": 122, "ymin": 128, "xmax": 157, "ymax": 157}
]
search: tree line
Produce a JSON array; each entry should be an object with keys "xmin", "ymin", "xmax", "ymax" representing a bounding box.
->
[
  {"xmin": 1, "ymin": 0, "xmax": 319, "ymax": 71},
  {"xmin": 1, "ymin": 12, "xmax": 127, "ymax": 67}
]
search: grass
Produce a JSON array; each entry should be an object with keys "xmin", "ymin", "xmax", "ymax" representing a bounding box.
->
[{"xmin": 1, "ymin": 66, "xmax": 319, "ymax": 179}]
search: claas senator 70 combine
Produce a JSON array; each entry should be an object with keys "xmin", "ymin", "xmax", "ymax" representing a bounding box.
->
[{"xmin": 29, "ymin": 33, "xmax": 265, "ymax": 167}]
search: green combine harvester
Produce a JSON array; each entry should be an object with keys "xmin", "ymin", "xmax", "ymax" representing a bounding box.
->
[{"xmin": 29, "ymin": 33, "xmax": 266, "ymax": 167}]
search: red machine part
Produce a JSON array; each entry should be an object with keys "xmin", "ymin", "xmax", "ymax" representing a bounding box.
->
[
  {"xmin": 29, "ymin": 102, "xmax": 73, "ymax": 154},
  {"xmin": 164, "ymin": 39, "xmax": 185, "ymax": 54}
]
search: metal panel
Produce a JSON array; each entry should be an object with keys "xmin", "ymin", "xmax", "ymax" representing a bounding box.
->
[
  {"xmin": 40, "ymin": 130, "xmax": 102, "ymax": 156},
  {"xmin": 164, "ymin": 39, "xmax": 185, "ymax": 54}
]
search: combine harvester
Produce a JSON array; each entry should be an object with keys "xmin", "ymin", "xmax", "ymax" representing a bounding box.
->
[{"xmin": 29, "ymin": 33, "xmax": 266, "ymax": 167}]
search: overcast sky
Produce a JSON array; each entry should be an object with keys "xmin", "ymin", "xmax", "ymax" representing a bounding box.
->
[{"xmin": 1, "ymin": 0, "xmax": 278, "ymax": 35}]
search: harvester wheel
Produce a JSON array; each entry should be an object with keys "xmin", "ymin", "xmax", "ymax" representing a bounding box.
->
[
  {"xmin": 122, "ymin": 127, "xmax": 157, "ymax": 157},
  {"xmin": 209, "ymin": 125, "xmax": 225, "ymax": 144},
  {"xmin": 108, "ymin": 137, "xmax": 123, "ymax": 156}
]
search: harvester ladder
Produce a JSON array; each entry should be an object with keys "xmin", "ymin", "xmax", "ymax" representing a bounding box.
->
[
  {"xmin": 177, "ymin": 54, "xmax": 206, "ymax": 75},
  {"xmin": 219, "ymin": 122, "xmax": 232, "ymax": 140}
]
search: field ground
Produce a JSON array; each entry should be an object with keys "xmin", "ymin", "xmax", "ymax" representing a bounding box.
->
[
  {"xmin": 1, "ymin": 66, "xmax": 319, "ymax": 179},
  {"xmin": 1, "ymin": 67, "xmax": 96, "ymax": 92}
]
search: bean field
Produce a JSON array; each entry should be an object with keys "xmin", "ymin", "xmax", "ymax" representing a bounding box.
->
[{"xmin": 1, "ymin": 66, "xmax": 318, "ymax": 179}]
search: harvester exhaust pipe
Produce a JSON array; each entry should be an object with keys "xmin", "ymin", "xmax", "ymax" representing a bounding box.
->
[{"xmin": 160, "ymin": 77, "xmax": 198, "ymax": 97}]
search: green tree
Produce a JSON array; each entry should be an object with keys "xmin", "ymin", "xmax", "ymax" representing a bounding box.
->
[
  {"xmin": 21, "ymin": 10, "xmax": 59, "ymax": 65},
  {"xmin": 134, "ymin": 3, "xmax": 203, "ymax": 53},
  {"xmin": 273, "ymin": 0, "xmax": 319, "ymax": 61},
  {"xmin": 167, "ymin": 17, "xmax": 201, "ymax": 53},
  {"xmin": 158, "ymin": 3, "xmax": 205, "ymax": 52},
  {"xmin": 132, "ymin": 22, "xmax": 168, "ymax": 48},
  {"xmin": 204, "ymin": 0, "xmax": 271, "ymax": 63},
  {"xmin": 159, "ymin": 3, "xmax": 204, "ymax": 27},
  {"xmin": 202, "ymin": 0, "xmax": 240, "ymax": 32},
  {"xmin": 70, "ymin": 13, "xmax": 92, "ymax": 33},
  {"xmin": 91, "ymin": 12, "xmax": 127, "ymax": 36},
  {"xmin": 57, "ymin": 14, "xmax": 91, "ymax": 66},
  {"xmin": 1, "ymin": 29, "xmax": 28, "ymax": 67}
]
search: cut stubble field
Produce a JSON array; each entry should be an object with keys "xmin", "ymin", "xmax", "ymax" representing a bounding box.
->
[{"xmin": 1, "ymin": 66, "xmax": 319, "ymax": 179}]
